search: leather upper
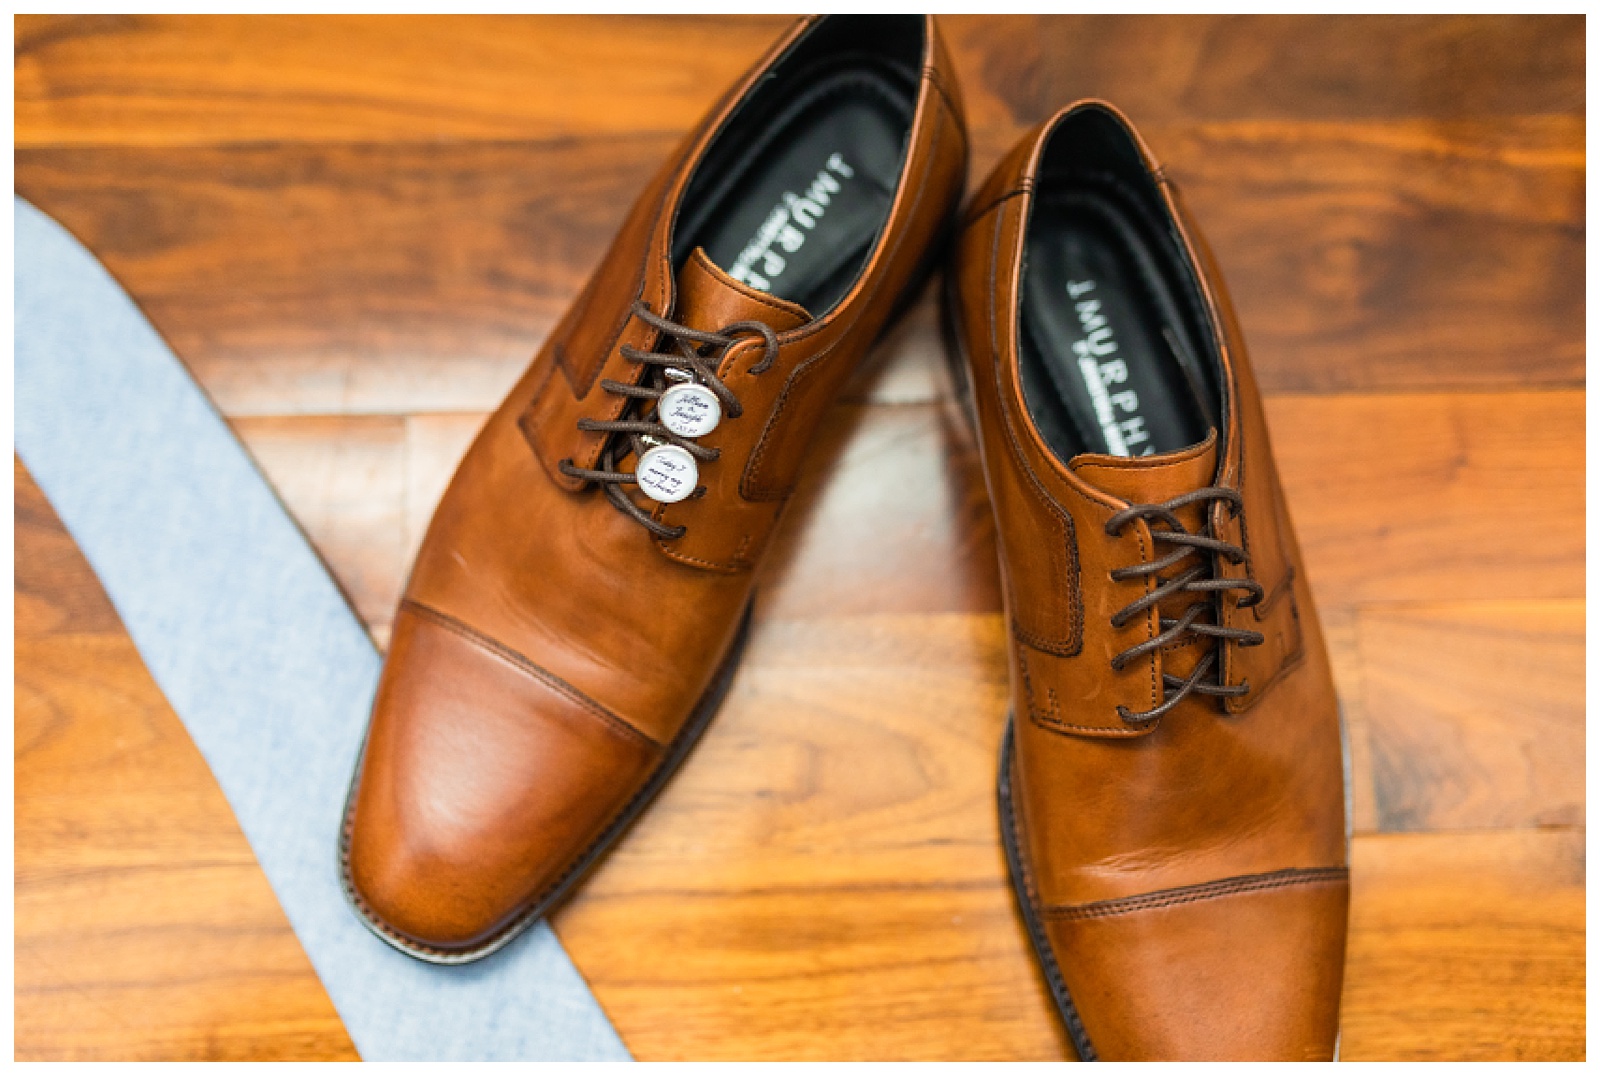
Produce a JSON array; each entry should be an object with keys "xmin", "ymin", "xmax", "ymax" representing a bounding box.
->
[
  {"xmin": 950, "ymin": 101, "xmax": 1348, "ymax": 1060},
  {"xmin": 343, "ymin": 14, "xmax": 968, "ymax": 958}
]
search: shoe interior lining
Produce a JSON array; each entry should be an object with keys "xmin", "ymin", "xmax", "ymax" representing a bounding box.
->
[
  {"xmin": 672, "ymin": 17, "xmax": 922, "ymax": 318},
  {"xmin": 1017, "ymin": 103, "xmax": 1222, "ymax": 463}
]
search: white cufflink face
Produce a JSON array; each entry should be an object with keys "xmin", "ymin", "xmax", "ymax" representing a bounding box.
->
[
  {"xmin": 635, "ymin": 443, "xmax": 698, "ymax": 504},
  {"xmin": 658, "ymin": 382, "xmax": 722, "ymax": 439}
]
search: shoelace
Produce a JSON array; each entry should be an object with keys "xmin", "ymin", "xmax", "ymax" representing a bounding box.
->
[
  {"xmin": 1104, "ymin": 486, "xmax": 1266, "ymax": 725},
  {"xmin": 559, "ymin": 300, "xmax": 779, "ymax": 540}
]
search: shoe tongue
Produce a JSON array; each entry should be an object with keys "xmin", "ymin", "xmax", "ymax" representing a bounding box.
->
[
  {"xmin": 1072, "ymin": 430, "xmax": 1219, "ymax": 531},
  {"xmin": 673, "ymin": 246, "xmax": 811, "ymax": 339}
]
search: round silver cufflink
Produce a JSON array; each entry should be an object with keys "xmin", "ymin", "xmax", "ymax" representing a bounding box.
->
[
  {"xmin": 658, "ymin": 381, "xmax": 722, "ymax": 439},
  {"xmin": 635, "ymin": 443, "xmax": 698, "ymax": 504}
]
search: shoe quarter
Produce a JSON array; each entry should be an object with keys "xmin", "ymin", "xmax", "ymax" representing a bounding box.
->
[{"xmin": 956, "ymin": 169, "xmax": 1168, "ymax": 738}]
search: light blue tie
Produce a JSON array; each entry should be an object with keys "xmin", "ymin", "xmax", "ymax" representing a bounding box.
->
[{"xmin": 14, "ymin": 196, "xmax": 631, "ymax": 1062}]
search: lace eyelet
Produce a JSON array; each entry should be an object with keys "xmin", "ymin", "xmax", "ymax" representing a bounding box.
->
[
  {"xmin": 1100, "ymin": 487, "xmax": 1263, "ymax": 722},
  {"xmin": 1115, "ymin": 704, "xmax": 1156, "ymax": 727},
  {"xmin": 579, "ymin": 301, "xmax": 777, "ymax": 538}
]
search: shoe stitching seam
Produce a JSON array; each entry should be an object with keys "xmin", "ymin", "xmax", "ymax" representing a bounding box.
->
[
  {"xmin": 960, "ymin": 182, "xmax": 1031, "ymax": 231},
  {"xmin": 980, "ymin": 195, "xmax": 1086, "ymax": 662},
  {"xmin": 920, "ymin": 63, "xmax": 969, "ymax": 153},
  {"xmin": 402, "ymin": 599, "xmax": 663, "ymax": 752},
  {"xmin": 340, "ymin": 606, "xmax": 752, "ymax": 962},
  {"xmin": 690, "ymin": 248, "xmax": 812, "ymax": 324},
  {"xmin": 1042, "ymin": 866, "xmax": 1349, "ymax": 922}
]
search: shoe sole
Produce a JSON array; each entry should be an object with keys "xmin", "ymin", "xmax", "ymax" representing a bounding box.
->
[
  {"xmin": 337, "ymin": 603, "xmax": 753, "ymax": 966},
  {"xmin": 997, "ymin": 718, "xmax": 1102, "ymax": 1060}
]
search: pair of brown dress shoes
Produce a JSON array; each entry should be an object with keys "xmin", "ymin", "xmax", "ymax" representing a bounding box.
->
[{"xmin": 340, "ymin": 14, "xmax": 1349, "ymax": 1061}]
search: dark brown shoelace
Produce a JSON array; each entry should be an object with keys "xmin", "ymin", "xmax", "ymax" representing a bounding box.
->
[
  {"xmin": 559, "ymin": 300, "xmax": 779, "ymax": 540},
  {"xmin": 1104, "ymin": 486, "xmax": 1265, "ymax": 725}
]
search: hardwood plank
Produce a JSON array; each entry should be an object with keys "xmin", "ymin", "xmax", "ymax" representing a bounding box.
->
[
  {"xmin": 1341, "ymin": 828, "xmax": 1584, "ymax": 1061},
  {"xmin": 943, "ymin": 15, "xmax": 1582, "ymax": 134},
  {"xmin": 231, "ymin": 390, "xmax": 1582, "ymax": 647},
  {"xmin": 232, "ymin": 415, "xmax": 406, "ymax": 642},
  {"xmin": 548, "ymin": 612, "xmax": 1583, "ymax": 1059},
  {"xmin": 16, "ymin": 455, "xmax": 123, "ymax": 638},
  {"xmin": 15, "ymin": 14, "xmax": 789, "ymax": 148},
  {"xmin": 16, "ymin": 112, "xmax": 1580, "ymax": 416},
  {"xmin": 14, "ymin": 459, "xmax": 358, "ymax": 1062},
  {"xmin": 1357, "ymin": 602, "xmax": 1584, "ymax": 832},
  {"xmin": 839, "ymin": 274, "xmax": 950, "ymax": 407},
  {"xmin": 402, "ymin": 414, "xmax": 482, "ymax": 563},
  {"xmin": 758, "ymin": 401, "xmax": 1002, "ymax": 621},
  {"xmin": 18, "ymin": 16, "xmax": 1579, "ymax": 151},
  {"xmin": 232, "ymin": 412, "xmax": 406, "ymax": 636},
  {"xmin": 1321, "ymin": 607, "xmax": 1380, "ymax": 835},
  {"xmin": 1270, "ymin": 390, "xmax": 1584, "ymax": 607},
  {"xmin": 1151, "ymin": 116, "xmax": 1583, "ymax": 393},
  {"xmin": 14, "ymin": 139, "xmax": 670, "ymax": 416}
]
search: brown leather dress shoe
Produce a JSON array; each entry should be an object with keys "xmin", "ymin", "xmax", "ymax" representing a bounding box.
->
[
  {"xmin": 946, "ymin": 102, "xmax": 1349, "ymax": 1059},
  {"xmin": 340, "ymin": 15, "xmax": 967, "ymax": 963}
]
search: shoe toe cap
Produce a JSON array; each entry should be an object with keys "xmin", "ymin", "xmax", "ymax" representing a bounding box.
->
[
  {"xmin": 1046, "ymin": 868, "xmax": 1350, "ymax": 1061},
  {"xmin": 343, "ymin": 604, "xmax": 662, "ymax": 955}
]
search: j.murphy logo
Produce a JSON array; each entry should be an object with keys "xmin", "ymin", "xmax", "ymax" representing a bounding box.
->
[
  {"xmin": 1068, "ymin": 278, "xmax": 1153, "ymax": 457},
  {"xmin": 728, "ymin": 153, "xmax": 857, "ymax": 293}
]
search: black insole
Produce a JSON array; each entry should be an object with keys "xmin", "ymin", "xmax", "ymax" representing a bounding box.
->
[
  {"xmin": 682, "ymin": 65, "xmax": 911, "ymax": 316},
  {"xmin": 1019, "ymin": 187, "xmax": 1216, "ymax": 461}
]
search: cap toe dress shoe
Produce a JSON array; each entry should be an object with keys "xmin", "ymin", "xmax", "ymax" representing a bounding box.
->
[
  {"xmin": 948, "ymin": 101, "xmax": 1349, "ymax": 1059},
  {"xmin": 342, "ymin": 13, "xmax": 968, "ymax": 963}
]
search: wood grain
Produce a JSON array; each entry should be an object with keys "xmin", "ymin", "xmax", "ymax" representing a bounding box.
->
[
  {"xmin": 1156, "ymin": 117, "xmax": 1583, "ymax": 393},
  {"xmin": 233, "ymin": 414, "xmax": 407, "ymax": 639},
  {"xmin": 18, "ymin": 15, "xmax": 1579, "ymax": 150},
  {"xmin": 944, "ymin": 15, "xmax": 1582, "ymax": 132},
  {"xmin": 14, "ymin": 14, "xmax": 790, "ymax": 148},
  {"xmin": 227, "ymin": 391, "xmax": 1582, "ymax": 644},
  {"xmin": 1341, "ymin": 828, "xmax": 1584, "ymax": 1061},
  {"xmin": 13, "ymin": 139, "xmax": 671, "ymax": 416},
  {"xmin": 15, "ymin": 461, "xmax": 357, "ymax": 1062},
  {"xmin": 1358, "ymin": 602, "xmax": 1585, "ymax": 832},
  {"xmin": 16, "ymin": 111, "xmax": 1581, "ymax": 414},
  {"xmin": 1269, "ymin": 390, "xmax": 1583, "ymax": 607}
]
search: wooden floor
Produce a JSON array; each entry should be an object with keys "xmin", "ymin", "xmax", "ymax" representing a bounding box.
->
[{"xmin": 13, "ymin": 15, "xmax": 1585, "ymax": 1061}]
